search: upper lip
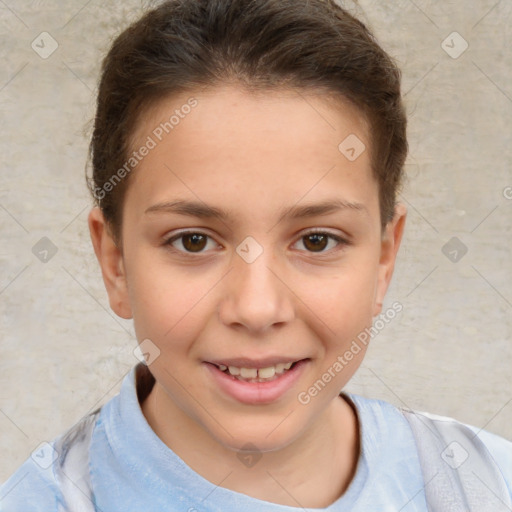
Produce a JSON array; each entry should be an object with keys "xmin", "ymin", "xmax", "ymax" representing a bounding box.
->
[{"xmin": 206, "ymin": 357, "xmax": 308, "ymax": 369}]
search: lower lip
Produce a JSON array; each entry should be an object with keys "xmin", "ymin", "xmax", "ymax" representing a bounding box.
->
[{"xmin": 203, "ymin": 360, "xmax": 310, "ymax": 405}]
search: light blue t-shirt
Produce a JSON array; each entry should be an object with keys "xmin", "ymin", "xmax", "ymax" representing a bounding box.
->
[{"xmin": 1, "ymin": 365, "xmax": 511, "ymax": 511}]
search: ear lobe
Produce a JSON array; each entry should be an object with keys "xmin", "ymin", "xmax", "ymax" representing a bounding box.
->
[
  {"xmin": 88, "ymin": 207, "xmax": 133, "ymax": 319},
  {"xmin": 373, "ymin": 203, "xmax": 407, "ymax": 316}
]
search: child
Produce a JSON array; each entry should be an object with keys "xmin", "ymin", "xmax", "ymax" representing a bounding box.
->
[{"xmin": 1, "ymin": 0, "xmax": 511, "ymax": 510}]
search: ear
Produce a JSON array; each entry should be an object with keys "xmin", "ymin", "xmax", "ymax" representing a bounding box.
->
[
  {"xmin": 373, "ymin": 203, "xmax": 407, "ymax": 316},
  {"xmin": 88, "ymin": 207, "xmax": 133, "ymax": 319}
]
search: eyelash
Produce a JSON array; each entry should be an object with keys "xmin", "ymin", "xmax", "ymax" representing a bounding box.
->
[{"xmin": 163, "ymin": 229, "xmax": 350, "ymax": 255}]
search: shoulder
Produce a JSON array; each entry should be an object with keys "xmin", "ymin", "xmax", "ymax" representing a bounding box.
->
[
  {"xmin": 343, "ymin": 392, "xmax": 424, "ymax": 465},
  {"xmin": 1, "ymin": 409, "xmax": 102, "ymax": 512},
  {"xmin": 466, "ymin": 423, "xmax": 512, "ymax": 495},
  {"xmin": 420, "ymin": 409, "xmax": 512, "ymax": 495},
  {"xmin": 346, "ymin": 394, "xmax": 512, "ymax": 490},
  {"xmin": 345, "ymin": 392, "xmax": 410, "ymax": 434},
  {"xmin": 0, "ymin": 440, "xmax": 62, "ymax": 511}
]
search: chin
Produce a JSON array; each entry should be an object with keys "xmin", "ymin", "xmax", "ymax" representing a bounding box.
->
[{"xmin": 207, "ymin": 415, "xmax": 303, "ymax": 455}]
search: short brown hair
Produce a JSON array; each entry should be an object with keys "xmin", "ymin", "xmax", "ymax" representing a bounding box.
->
[{"xmin": 87, "ymin": 0, "xmax": 407, "ymax": 243}]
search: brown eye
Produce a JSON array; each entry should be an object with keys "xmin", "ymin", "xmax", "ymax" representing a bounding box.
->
[
  {"xmin": 303, "ymin": 233, "xmax": 329, "ymax": 252},
  {"xmin": 295, "ymin": 231, "xmax": 347, "ymax": 253},
  {"xmin": 182, "ymin": 233, "xmax": 207, "ymax": 252},
  {"xmin": 166, "ymin": 232, "xmax": 216, "ymax": 253}
]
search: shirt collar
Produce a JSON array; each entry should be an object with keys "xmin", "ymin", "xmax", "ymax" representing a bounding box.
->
[{"xmin": 97, "ymin": 364, "xmax": 369, "ymax": 510}]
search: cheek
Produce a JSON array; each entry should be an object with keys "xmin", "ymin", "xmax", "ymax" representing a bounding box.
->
[
  {"xmin": 296, "ymin": 255, "xmax": 379, "ymax": 335},
  {"xmin": 126, "ymin": 254, "xmax": 218, "ymax": 346}
]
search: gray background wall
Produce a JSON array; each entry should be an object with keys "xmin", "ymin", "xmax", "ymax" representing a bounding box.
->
[{"xmin": 0, "ymin": 0, "xmax": 511, "ymax": 482}]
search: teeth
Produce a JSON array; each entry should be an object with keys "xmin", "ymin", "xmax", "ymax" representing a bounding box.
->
[
  {"xmin": 240, "ymin": 367, "xmax": 258, "ymax": 379},
  {"xmin": 228, "ymin": 366, "xmax": 240, "ymax": 376},
  {"xmin": 258, "ymin": 366, "xmax": 276, "ymax": 379},
  {"xmin": 219, "ymin": 361, "xmax": 297, "ymax": 380},
  {"xmin": 275, "ymin": 363, "xmax": 286, "ymax": 373}
]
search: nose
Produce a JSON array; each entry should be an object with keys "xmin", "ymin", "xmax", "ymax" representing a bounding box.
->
[{"xmin": 217, "ymin": 244, "xmax": 295, "ymax": 334}]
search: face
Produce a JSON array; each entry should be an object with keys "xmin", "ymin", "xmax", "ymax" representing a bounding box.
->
[{"xmin": 89, "ymin": 85, "xmax": 405, "ymax": 453}]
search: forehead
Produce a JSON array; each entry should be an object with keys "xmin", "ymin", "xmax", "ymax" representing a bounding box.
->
[
  {"xmin": 131, "ymin": 85, "xmax": 370, "ymax": 153},
  {"xmin": 124, "ymin": 85, "xmax": 377, "ymax": 225}
]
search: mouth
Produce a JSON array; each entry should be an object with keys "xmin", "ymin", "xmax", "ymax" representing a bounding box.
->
[
  {"xmin": 203, "ymin": 357, "xmax": 311, "ymax": 404},
  {"xmin": 208, "ymin": 359, "xmax": 305, "ymax": 383}
]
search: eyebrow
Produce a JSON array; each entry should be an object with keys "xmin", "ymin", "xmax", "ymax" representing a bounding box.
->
[{"xmin": 144, "ymin": 198, "xmax": 368, "ymax": 223}]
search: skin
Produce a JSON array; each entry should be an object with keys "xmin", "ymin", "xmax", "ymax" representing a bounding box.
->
[{"xmin": 89, "ymin": 85, "xmax": 406, "ymax": 508}]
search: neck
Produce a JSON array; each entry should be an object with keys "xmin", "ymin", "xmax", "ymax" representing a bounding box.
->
[{"xmin": 138, "ymin": 365, "xmax": 360, "ymax": 508}]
